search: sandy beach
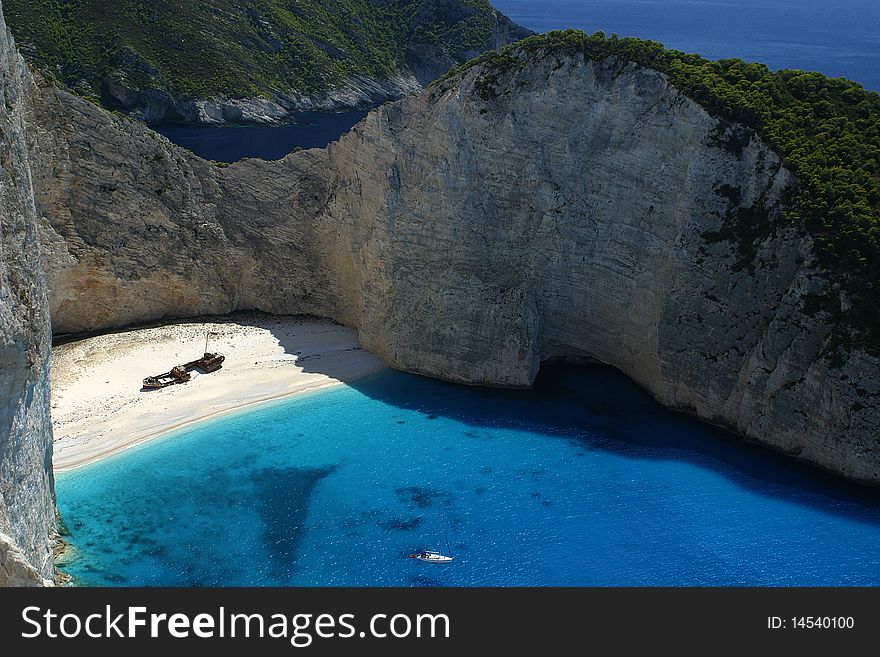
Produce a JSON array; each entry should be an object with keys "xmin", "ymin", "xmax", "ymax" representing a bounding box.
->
[{"xmin": 50, "ymin": 314, "xmax": 386, "ymax": 472}]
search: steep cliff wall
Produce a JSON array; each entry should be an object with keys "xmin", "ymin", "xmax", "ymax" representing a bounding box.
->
[
  {"xmin": 324, "ymin": 57, "xmax": 880, "ymax": 484},
  {"xmin": 30, "ymin": 47, "xmax": 880, "ymax": 484},
  {"xmin": 0, "ymin": 1, "xmax": 55, "ymax": 586},
  {"xmin": 28, "ymin": 80, "xmax": 342, "ymax": 332}
]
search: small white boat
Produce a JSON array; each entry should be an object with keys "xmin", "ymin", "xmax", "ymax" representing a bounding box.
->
[{"xmin": 409, "ymin": 549, "xmax": 454, "ymax": 564}]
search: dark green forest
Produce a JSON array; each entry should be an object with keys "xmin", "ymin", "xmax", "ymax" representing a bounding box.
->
[{"xmin": 4, "ymin": 0, "xmax": 501, "ymax": 100}]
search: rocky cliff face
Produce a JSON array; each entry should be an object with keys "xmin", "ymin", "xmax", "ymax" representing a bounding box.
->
[
  {"xmin": 28, "ymin": 46, "xmax": 880, "ymax": 484},
  {"xmin": 321, "ymin": 56, "xmax": 880, "ymax": 484},
  {"xmin": 102, "ymin": 74, "xmax": 424, "ymax": 126},
  {"xmin": 28, "ymin": 80, "xmax": 340, "ymax": 333},
  {"xmin": 0, "ymin": 1, "xmax": 55, "ymax": 586}
]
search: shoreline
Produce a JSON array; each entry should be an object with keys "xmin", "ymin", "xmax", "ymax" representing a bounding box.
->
[
  {"xmin": 53, "ymin": 376, "xmax": 366, "ymax": 473},
  {"xmin": 50, "ymin": 314, "xmax": 386, "ymax": 472}
]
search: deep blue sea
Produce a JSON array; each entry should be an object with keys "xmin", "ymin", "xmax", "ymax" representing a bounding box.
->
[
  {"xmin": 495, "ymin": 0, "xmax": 880, "ymax": 91},
  {"xmin": 153, "ymin": 109, "xmax": 368, "ymax": 162},
  {"xmin": 57, "ymin": 365, "xmax": 880, "ymax": 586}
]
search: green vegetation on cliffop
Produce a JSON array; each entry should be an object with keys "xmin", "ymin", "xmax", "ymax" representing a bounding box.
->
[
  {"xmin": 4, "ymin": 0, "xmax": 502, "ymax": 100},
  {"xmin": 443, "ymin": 30, "xmax": 880, "ymax": 357}
]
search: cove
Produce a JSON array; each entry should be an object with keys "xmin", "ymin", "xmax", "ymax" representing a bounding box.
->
[
  {"xmin": 153, "ymin": 109, "xmax": 369, "ymax": 162},
  {"xmin": 56, "ymin": 364, "xmax": 880, "ymax": 586}
]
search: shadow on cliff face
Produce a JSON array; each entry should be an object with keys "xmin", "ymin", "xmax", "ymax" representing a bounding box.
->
[{"xmin": 290, "ymin": 332, "xmax": 880, "ymax": 527}]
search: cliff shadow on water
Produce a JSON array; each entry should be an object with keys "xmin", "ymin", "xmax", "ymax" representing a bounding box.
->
[{"xmin": 285, "ymin": 326, "xmax": 880, "ymax": 528}]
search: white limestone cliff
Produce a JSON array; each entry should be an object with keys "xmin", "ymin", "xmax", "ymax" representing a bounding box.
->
[
  {"xmin": 0, "ymin": 0, "xmax": 55, "ymax": 586},
  {"xmin": 30, "ymin": 48, "xmax": 880, "ymax": 484}
]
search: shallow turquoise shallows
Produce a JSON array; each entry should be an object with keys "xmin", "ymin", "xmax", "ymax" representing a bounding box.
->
[{"xmin": 56, "ymin": 365, "xmax": 880, "ymax": 586}]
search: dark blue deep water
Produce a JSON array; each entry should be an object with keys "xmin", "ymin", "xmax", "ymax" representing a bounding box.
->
[
  {"xmin": 495, "ymin": 0, "xmax": 880, "ymax": 90},
  {"xmin": 153, "ymin": 109, "xmax": 368, "ymax": 162},
  {"xmin": 57, "ymin": 366, "xmax": 880, "ymax": 586}
]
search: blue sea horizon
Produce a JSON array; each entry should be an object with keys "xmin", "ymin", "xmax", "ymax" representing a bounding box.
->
[{"xmin": 495, "ymin": 0, "xmax": 880, "ymax": 92}]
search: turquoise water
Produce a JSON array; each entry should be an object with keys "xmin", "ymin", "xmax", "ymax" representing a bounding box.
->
[{"xmin": 57, "ymin": 365, "xmax": 880, "ymax": 586}]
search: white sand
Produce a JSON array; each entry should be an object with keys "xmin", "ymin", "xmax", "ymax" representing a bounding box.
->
[{"xmin": 50, "ymin": 314, "xmax": 386, "ymax": 472}]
